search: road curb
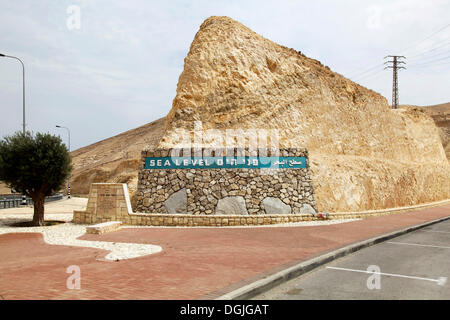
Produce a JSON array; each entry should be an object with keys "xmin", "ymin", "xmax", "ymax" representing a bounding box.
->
[{"xmin": 215, "ymin": 215, "xmax": 450, "ymax": 300}]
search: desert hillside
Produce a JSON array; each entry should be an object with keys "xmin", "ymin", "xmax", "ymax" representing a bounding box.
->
[
  {"xmin": 35, "ymin": 17, "xmax": 449, "ymax": 213},
  {"xmin": 69, "ymin": 117, "xmax": 165, "ymax": 196},
  {"xmin": 417, "ymin": 103, "xmax": 450, "ymax": 160},
  {"xmin": 420, "ymin": 102, "xmax": 450, "ymax": 114}
]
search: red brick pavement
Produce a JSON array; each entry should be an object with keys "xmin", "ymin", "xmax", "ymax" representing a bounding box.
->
[{"xmin": 0, "ymin": 204, "xmax": 449, "ymax": 299}]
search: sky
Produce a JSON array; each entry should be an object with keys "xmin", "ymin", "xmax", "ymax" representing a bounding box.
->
[{"xmin": 0, "ymin": 0, "xmax": 449, "ymax": 151}]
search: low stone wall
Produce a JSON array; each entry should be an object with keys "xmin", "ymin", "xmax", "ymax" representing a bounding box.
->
[
  {"xmin": 74, "ymin": 209, "xmax": 430, "ymax": 227},
  {"xmin": 75, "ymin": 212, "xmax": 326, "ymax": 226},
  {"xmin": 135, "ymin": 147, "xmax": 318, "ymax": 215}
]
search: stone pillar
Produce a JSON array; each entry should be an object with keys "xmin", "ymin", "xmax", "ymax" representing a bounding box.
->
[{"xmin": 73, "ymin": 183, "xmax": 133, "ymax": 224}]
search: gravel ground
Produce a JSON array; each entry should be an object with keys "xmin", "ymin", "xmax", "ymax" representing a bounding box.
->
[{"xmin": 0, "ymin": 213, "xmax": 162, "ymax": 261}]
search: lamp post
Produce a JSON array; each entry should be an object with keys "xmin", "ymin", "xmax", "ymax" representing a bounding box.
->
[
  {"xmin": 1, "ymin": 52, "xmax": 27, "ymax": 205},
  {"xmin": 0, "ymin": 53, "xmax": 25, "ymax": 135},
  {"xmin": 56, "ymin": 125, "xmax": 71, "ymax": 199}
]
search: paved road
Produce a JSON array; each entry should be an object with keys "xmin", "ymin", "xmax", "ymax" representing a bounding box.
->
[
  {"xmin": 0, "ymin": 197, "xmax": 87, "ymax": 214},
  {"xmin": 254, "ymin": 219, "xmax": 450, "ymax": 300}
]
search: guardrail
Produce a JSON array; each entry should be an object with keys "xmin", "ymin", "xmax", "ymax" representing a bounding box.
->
[
  {"xmin": 0, "ymin": 198, "xmax": 32, "ymax": 208},
  {"xmin": 0, "ymin": 194, "xmax": 64, "ymax": 209}
]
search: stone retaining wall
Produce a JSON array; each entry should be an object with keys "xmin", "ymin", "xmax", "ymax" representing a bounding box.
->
[
  {"xmin": 74, "ymin": 212, "xmax": 325, "ymax": 226},
  {"xmin": 73, "ymin": 209, "xmax": 429, "ymax": 227},
  {"xmin": 135, "ymin": 147, "xmax": 318, "ymax": 215},
  {"xmin": 72, "ymin": 183, "xmax": 450, "ymax": 226}
]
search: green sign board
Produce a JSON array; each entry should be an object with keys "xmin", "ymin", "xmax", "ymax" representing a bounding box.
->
[{"xmin": 144, "ymin": 156, "xmax": 306, "ymax": 169}]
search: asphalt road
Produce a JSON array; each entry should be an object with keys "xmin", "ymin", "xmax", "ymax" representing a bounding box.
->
[{"xmin": 253, "ymin": 219, "xmax": 450, "ymax": 300}]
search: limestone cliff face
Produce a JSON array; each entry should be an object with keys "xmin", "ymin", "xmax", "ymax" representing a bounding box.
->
[
  {"xmin": 158, "ymin": 16, "xmax": 449, "ymax": 212},
  {"xmin": 416, "ymin": 102, "xmax": 450, "ymax": 161}
]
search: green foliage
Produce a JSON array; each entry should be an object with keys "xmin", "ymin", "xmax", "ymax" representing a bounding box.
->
[{"xmin": 0, "ymin": 131, "xmax": 72, "ymax": 198}]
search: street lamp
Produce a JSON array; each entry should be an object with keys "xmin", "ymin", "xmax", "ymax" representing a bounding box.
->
[
  {"xmin": 1, "ymin": 52, "xmax": 27, "ymax": 205},
  {"xmin": 0, "ymin": 53, "xmax": 26, "ymax": 135},
  {"xmin": 56, "ymin": 125, "xmax": 71, "ymax": 199}
]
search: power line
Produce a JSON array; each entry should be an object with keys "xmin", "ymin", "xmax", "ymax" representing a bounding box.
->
[
  {"xmin": 399, "ymin": 22, "xmax": 450, "ymax": 55},
  {"xmin": 349, "ymin": 62, "xmax": 385, "ymax": 79},
  {"xmin": 409, "ymin": 53, "xmax": 450, "ymax": 67},
  {"xmin": 408, "ymin": 60, "xmax": 450, "ymax": 75},
  {"xmin": 343, "ymin": 22, "xmax": 449, "ymax": 84},
  {"xmin": 408, "ymin": 49, "xmax": 450, "ymax": 64},
  {"xmin": 354, "ymin": 68, "xmax": 385, "ymax": 81},
  {"xmin": 407, "ymin": 41, "xmax": 450, "ymax": 60}
]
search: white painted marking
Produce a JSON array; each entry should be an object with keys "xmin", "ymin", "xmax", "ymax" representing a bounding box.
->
[
  {"xmin": 0, "ymin": 214, "xmax": 162, "ymax": 260},
  {"xmin": 387, "ymin": 241, "xmax": 450, "ymax": 249},
  {"xmin": 421, "ymin": 230, "xmax": 450, "ymax": 234},
  {"xmin": 326, "ymin": 266, "xmax": 447, "ymax": 286}
]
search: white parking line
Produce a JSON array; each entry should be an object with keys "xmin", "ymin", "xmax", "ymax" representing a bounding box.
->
[
  {"xmin": 326, "ymin": 266, "xmax": 447, "ymax": 286},
  {"xmin": 421, "ymin": 230, "xmax": 450, "ymax": 234},
  {"xmin": 387, "ymin": 241, "xmax": 450, "ymax": 249}
]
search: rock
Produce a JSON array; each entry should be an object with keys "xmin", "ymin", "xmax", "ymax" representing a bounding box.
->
[
  {"xmin": 300, "ymin": 204, "xmax": 316, "ymax": 215},
  {"xmin": 215, "ymin": 196, "xmax": 248, "ymax": 215},
  {"xmin": 262, "ymin": 197, "xmax": 291, "ymax": 215},
  {"xmin": 156, "ymin": 16, "xmax": 450, "ymax": 212},
  {"xmin": 164, "ymin": 188, "xmax": 187, "ymax": 214},
  {"xmin": 143, "ymin": 198, "xmax": 151, "ymax": 207},
  {"xmin": 186, "ymin": 172, "xmax": 194, "ymax": 179}
]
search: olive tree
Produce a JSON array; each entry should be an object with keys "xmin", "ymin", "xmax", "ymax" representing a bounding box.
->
[{"xmin": 0, "ymin": 132, "xmax": 72, "ymax": 226}]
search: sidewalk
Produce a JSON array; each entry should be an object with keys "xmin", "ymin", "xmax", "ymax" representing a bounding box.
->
[{"xmin": 0, "ymin": 203, "xmax": 449, "ymax": 299}]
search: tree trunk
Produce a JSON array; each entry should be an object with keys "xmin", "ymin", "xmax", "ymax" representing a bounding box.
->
[{"xmin": 32, "ymin": 194, "xmax": 45, "ymax": 226}]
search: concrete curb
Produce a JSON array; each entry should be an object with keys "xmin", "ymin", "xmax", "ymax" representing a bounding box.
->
[
  {"xmin": 215, "ymin": 214, "xmax": 450, "ymax": 300},
  {"xmin": 333, "ymin": 199, "xmax": 450, "ymax": 216}
]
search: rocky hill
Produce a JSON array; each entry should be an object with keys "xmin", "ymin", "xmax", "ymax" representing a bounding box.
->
[
  {"xmin": 158, "ymin": 16, "xmax": 449, "ymax": 212},
  {"xmin": 417, "ymin": 102, "xmax": 450, "ymax": 160},
  {"xmin": 38, "ymin": 16, "xmax": 449, "ymax": 213},
  {"xmin": 69, "ymin": 117, "xmax": 165, "ymax": 196}
]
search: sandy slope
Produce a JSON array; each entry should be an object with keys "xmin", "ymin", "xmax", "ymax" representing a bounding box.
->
[{"xmin": 69, "ymin": 117, "xmax": 165, "ymax": 197}]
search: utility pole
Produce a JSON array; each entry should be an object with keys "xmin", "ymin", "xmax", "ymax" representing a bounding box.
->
[
  {"xmin": 1, "ymin": 52, "xmax": 27, "ymax": 205},
  {"xmin": 384, "ymin": 55, "xmax": 406, "ymax": 108},
  {"xmin": 56, "ymin": 125, "xmax": 71, "ymax": 199}
]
